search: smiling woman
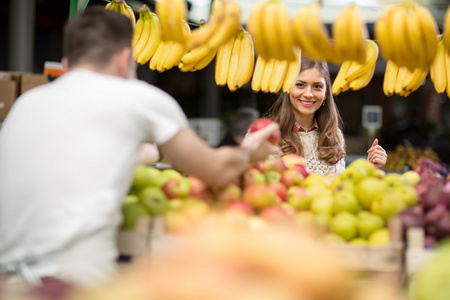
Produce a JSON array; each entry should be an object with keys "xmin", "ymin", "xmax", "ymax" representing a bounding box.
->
[{"xmin": 262, "ymin": 55, "xmax": 387, "ymax": 175}]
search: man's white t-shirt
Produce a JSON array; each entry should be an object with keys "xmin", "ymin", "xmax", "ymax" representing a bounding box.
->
[{"xmin": 0, "ymin": 69, "xmax": 188, "ymax": 286}]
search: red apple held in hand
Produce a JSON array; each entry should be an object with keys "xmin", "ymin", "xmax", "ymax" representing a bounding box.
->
[
  {"xmin": 248, "ymin": 118, "xmax": 281, "ymax": 145},
  {"xmin": 243, "ymin": 183, "xmax": 277, "ymax": 211},
  {"xmin": 243, "ymin": 168, "xmax": 266, "ymax": 187},
  {"xmin": 282, "ymin": 153, "xmax": 307, "ymax": 169},
  {"xmin": 267, "ymin": 181, "xmax": 288, "ymax": 202},
  {"xmin": 187, "ymin": 176, "xmax": 212, "ymax": 202},
  {"xmin": 280, "ymin": 169, "xmax": 303, "ymax": 188},
  {"xmin": 162, "ymin": 177, "xmax": 192, "ymax": 199}
]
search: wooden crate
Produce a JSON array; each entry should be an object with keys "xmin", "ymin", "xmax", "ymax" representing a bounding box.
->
[
  {"xmin": 116, "ymin": 216, "xmax": 153, "ymax": 257},
  {"xmin": 405, "ymin": 227, "xmax": 436, "ymax": 278}
]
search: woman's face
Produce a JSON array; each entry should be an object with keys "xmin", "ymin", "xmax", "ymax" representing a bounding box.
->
[{"xmin": 289, "ymin": 68, "xmax": 327, "ymax": 119}]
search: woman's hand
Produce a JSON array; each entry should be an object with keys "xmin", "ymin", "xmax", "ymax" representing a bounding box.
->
[{"xmin": 367, "ymin": 139, "xmax": 387, "ymax": 169}]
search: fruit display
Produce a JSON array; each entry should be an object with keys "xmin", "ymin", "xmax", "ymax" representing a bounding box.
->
[
  {"xmin": 105, "ymin": 0, "xmax": 136, "ymax": 27},
  {"xmin": 384, "ymin": 145, "xmax": 442, "ymax": 173}
]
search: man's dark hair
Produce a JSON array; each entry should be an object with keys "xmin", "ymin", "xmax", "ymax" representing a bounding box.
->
[{"xmin": 63, "ymin": 6, "xmax": 133, "ymax": 68}]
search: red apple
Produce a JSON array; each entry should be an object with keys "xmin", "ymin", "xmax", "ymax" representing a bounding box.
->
[
  {"xmin": 287, "ymin": 186, "xmax": 312, "ymax": 210},
  {"xmin": 280, "ymin": 169, "xmax": 303, "ymax": 188},
  {"xmin": 267, "ymin": 181, "xmax": 288, "ymax": 202},
  {"xmin": 262, "ymin": 159, "xmax": 288, "ymax": 173},
  {"xmin": 162, "ymin": 177, "xmax": 192, "ymax": 199},
  {"xmin": 293, "ymin": 164, "xmax": 310, "ymax": 179},
  {"xmin": 187, "ymin": 176, "xmax": 212, "ymax": 202},
  {"xmin": 226, "ymin": 200, "xmax": 254, "ymax": 215},
  {"xmin": 259, "ymin": 205, "xmax": 291, "ymax": 224},
  {"xmin": 215, "ymin": 184, "xmax": 242, "ymax": 206},
  {"xmin": 282, "ymin": 153, "xmax": 307, "ymax": 169},
  {"xmin": 242, "ymin": 168, "xmax": 266, "ymax": 187},
  {"xmin": 248, "ymin": 118, "xmax": 281, "ymax": 145},
  {"xmin": 243, "ymin": 183, "xmax": 277, "ymax": 211}
]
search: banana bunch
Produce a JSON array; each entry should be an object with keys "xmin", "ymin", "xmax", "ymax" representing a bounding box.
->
[
  {"xmin": 445, "ymin": 7, "xmax": 450, "ymax": 55},
  {"xmin": 247, "ymin": 0, "xmax": 296, "ymax": 61},
  {"xmin": 383, "ymin": 60, "xmax": 428, "ymax": 97},
  {"xmin": 430, "ymin": 39, "xmax": 450, "ymax": 98},
  {"xmin": 251, "ymin": 48, "xmax": 300, "ymax": 94},
  {"xmin": 332, "ymin": 3, "xmax": 368, "ymax": 64},
  {"xmin": 187, "ymin": 0, "xmax": 241, "ymax": 51},
  {"xmin": 332, "ymin": 40, "xmax": 378, "ymax": 96},
  {"xmin": 292, "ymin": 3, "xmax": 337, "ymax": 64},
  {"xmin": 105, "ymin": 0, "xmax": 136, "ymax": 27},
  {"xmin": 178, "ymin": 22, "xmax": 218, "ymax": 72},
  {"xmin": 156, "ymin": 0, "xmax": 189, "ymax": 44},
  {"xmin": 133, "ymin": 6, "xmax": 162, "ymax": 65},
  {"xmin": 375, "ymin": 1, "xmax": 439, "ymax": 71},
  {"xmin": 149, "ymin": 21, "xmax": 191, "ymax": 72},
  {"xmin": 215, "ymin": 29, "xmax": 254, "ymax": 92}
]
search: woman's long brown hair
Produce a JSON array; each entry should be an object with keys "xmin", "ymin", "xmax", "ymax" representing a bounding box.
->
[{"xmin": 265, "ymin": 56, "xmax": 346, "ymax": 164}]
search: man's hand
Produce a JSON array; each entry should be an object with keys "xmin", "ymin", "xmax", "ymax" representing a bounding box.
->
[
  {"xmin": 241, "ymin": 123, "xmax": 281, "ymax": 163},
  {"xmin": 367, "ymin": 139, "xmax": 387, "ymax": 169}
]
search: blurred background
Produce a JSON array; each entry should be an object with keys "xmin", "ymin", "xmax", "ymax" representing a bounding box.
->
[{"xmin": 1, "ymin": 0, "xmax": 449, "ymax": 165}]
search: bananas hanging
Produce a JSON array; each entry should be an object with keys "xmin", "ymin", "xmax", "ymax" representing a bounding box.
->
[
  {"xmin": 187, "ymin": 0, "xmax": 241, "ymax": 51},
  {"xmin": 332, "ymin": 3, "xmax": 368, "ymax": 64},
  {"xmin": 375, "ymin": 1, "xmax": 439, "ymax": 71},
  {"xmin": 178, "ymin": 22, "xmax": 218, "ymax": 72},
  {"xmin": 430, "ymin": 39, "xmax": 450, "ymax": 98},
  {"xmin": 133, "ymin": 6, "xmax": 162, "ymax": 65},
  {"xmin": 251, "ymin": 48, "xmax": 300, "ymax": 94},
  {"xmin": 332, "ymin": 40, "xmax": 378, "ymax": 96},
  {"xmin": 247, "ymin": 0, "xmax": 296, "ymax": 61},
  {"xmin": 156, "ymin": 0, "xmax": 189, "ymax": 44},
  {"xmin": 105, "ymin": 0, "xmax": 136, "ymax": 27},
  {"xmin": 382, "ymin": 60, "xmax": 428, "ymax": 97},
  {"xmin": 215, "ymin": 29, "xmax": 254, "ymax": 92},
  {"xmin": 445, "ymin": 7, "xmax": 450, "ymax": 56},
  {"xmin": 149, "ymin": 21, "xmax": 191, "ymax": 72},
  {"xmin": 292, "ymin": 3, "xmax": 337, "ymax": 64}
]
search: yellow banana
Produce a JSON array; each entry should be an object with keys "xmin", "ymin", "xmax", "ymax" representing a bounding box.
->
[
  {"xmin": 164, "ymin": 42, "xmax": 187, "ymax": 71},
  {"xmin": 215, "ymin": 36, "xmax": 235, "ymax": 86},
  {"xmin": 181, "ymin": 46, "xmax": 211, "ymax": 65},
  {"xmin": 345, "ymin": 40, "xmax": 378, "ymax": 82},
  {"xmin": 137, "ymin": 12, "xmax": 162, "ymax": 65},
  {"xmin": 403, "ymin": 68, "xmax": 428, "ymax": 93},
  {"xmin": 347, "ymin": 3, "xmax": 367, "ymax": 64},
  {"xmin": 167, "ymin": 0, "xmax": 188, "ymax": 43},
  {"xmin": 261, "ymin": 59, "xmax": 275, "ymax": 93},
  {"xmin": 394, "ymin": 66, "xmax": 408, "ymax": 95},
  {"xmin": 178, "ymin": 61, "xmax": 197, "ymax": 72},
  {"xmin": 430, "ymin": 40, "xmax": 447, "ymax": 93},
  {"xmin": 415, "ymin": 4, "xmax": 439, "ymax": 68},
  {"xmin": 388, "ymin": 5, "xmax": 409, "ymax": 68},
  {"xmin": 445, "ymin": 7, "xmax": 450, "ymax": 55},
  {"xmin": 117, "ymin": 1, "xmax": 135, "ymax": 27},
  {"xmin": 349, "ymin": 65, "xmax": 375, "ymax": 91},
  {"xmin": 261, "ymin": 2, "xmax": 281, "ymax": 61},
  {"xmin": 282, "ymin": 48, "xmax": 301, "ymax": 93},
  {"xmin": 187, "ymin": 1, "xmax": 225, "ymax": 50},
  {"xmin": 149, "ymin": 41, "xmax": 168, "ymax": 70},
  {"xmin": 334, "ymin": 5, "xmax": 356, "ymax": 63},
  {"xmin": 227, "ymin": 32, "xmax": 242, "ymax": 92},
  {"xmin": 251, "ymin": 56, "xmax": 266, "ymax": 92},
  {"xmin": 206, "ymin": 0, "xmax": 241, "ymax": 50},
  {"xmin": 332, "ymin": 60, "xmax": 352, "ymax": 96},
  {"xmin": 404, "ymin": 3, "xmax": 425, "ymax": 70},
  {"xmin": 124, "ymin": 1, "xmax": 136, "ymax": 26},
  {"xmin": 383, "ymin": 60, "xmax": 398, "ymax": 97},
  {"xmin": 132, "ymin": 9, "xmax": 145, "ymax": 48},
  {"xmin": 235, "ymin": 31, "xmax": 255, "ymax": 89},
  {"xmin": 193, "ymin": 47, "xmax": 217, "ymax": 71},
  {"xmin": 156, "ymin": 42, "xmax": 173, "ymax": 72},
  {"xmin": 275, "ymin": 2, "xmax": 295, "ymax": 61},
  {"xmin": 105, "ymin": 1, "xmax": 116, "ymax": 11},
  {"xmin": 156, "ymin": 0, "xmax": 171, "ymax": 41},
  {"xmin": 269, "ymin": 60, "xmax": 288, "ymax": 94},
  {"xmin": 374, "ymin": 5, "xmax": 395, "ymax": 62},
  {"xmin": 247, "ymin": 1, "xmax": 268, "ymax": 59},
  {"xmin": 133, "ymin": 8, "xmax": 152, "ymax": 62}
]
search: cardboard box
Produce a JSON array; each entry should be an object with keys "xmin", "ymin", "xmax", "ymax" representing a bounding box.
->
[
  {"xmin": 21, "ymin": 73, "xmax": 49, "ymax": 95},
  {"xmin": 0, "ymin": 78, "xmax": 18, "ymax": 120}
]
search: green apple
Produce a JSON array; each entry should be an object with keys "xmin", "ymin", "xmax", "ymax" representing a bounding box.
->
[
  {"xmin": 391, "ymin": 185, "xmax": 418, "ymax": 207},
  {"xmin": 356, "ymin": 210, "xmax": 384, "ymax": 239},
  {"xmin": 314, "ymin": 213, "xmax": 330, "ymax": 231},
  {"xmin": 329, "ymin": 212, "xmax": 358, "ymax": 241},
  {"xmin": 131, "ymin": 165, "xmax": 152, "ymax": 191},
  {"xmin": 370, "ymin": 192, "xmax": 406, "ymax": 221},
  {"xmin": 123, "ymin": 194, "xmax": 139, "ymax": 205},
  {"xmin": 355, "ymin": 177, "xmax": 387, "ymax": 209},
  {"xmin": 349, "ymin": 237, "xmax": 368, "ymax": 246},
  {"xmin": 146, "ymin": 166, "xmax": 162, "ymax": 186},
  {"xmin": 302, "ymin": 173, "xmax": 329, "ymax": 189},
  {"xmin": 383, "ymin": 173, "xmax": 406, "ymax": 189},
  {"xmin": 340, "ymin": 163, "xmax": 370, "ymax": 185},
  {"xmin": 287, "ymin": 186, "xmax": 311, "ymax": 210},
  {"xmin": 310, "ymin": 190, "xmax": 334, "ymax": 215},
  {"xmin": 333, "ymin": 189, "xmax": 361, "ymax": 214},
  {"xmin": 322, "ymin": 233, "xmax": 347, "ymax": 245},
  {"xmin": 368, "ymin": 228, "xmax": 390, "ymax": 246},
  {"xmin": 139, "ymin": 186, "xmax": 170, "ymax": 215},
  {"xmin": 122, "ymin": 203, "xmax": 149, "ymax": 230},
  {"xmin": 243, "ymin": 168, "xmax": 266, "ymax": 187},
  {"xmin": 401, "ymin": 170, "xmax": 421, "ymax": 186},
  {"xmin": 152, "ymin": 168, "xmax": 182, "ymax": 188},
  {"xmin": 265, "ymin": 170, "xmax": 281, "ymax": 183},
  {"xmin": 348, "ymin": 158, "xmax": 375, "ymax": 176}
]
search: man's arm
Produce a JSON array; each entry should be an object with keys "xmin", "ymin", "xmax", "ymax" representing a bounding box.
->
[{"xmin": 159, "ymin": 124, "xmax": 280, "ymax": 188}]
